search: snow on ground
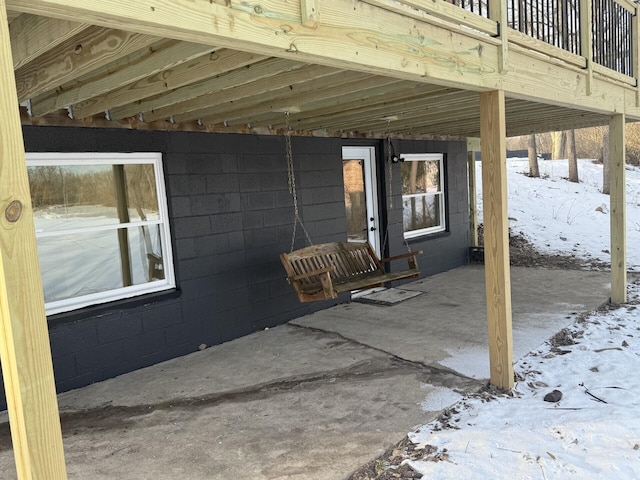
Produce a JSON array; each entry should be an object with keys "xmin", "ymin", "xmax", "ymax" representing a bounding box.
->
[
  {"xmin": 405, "ymin": 159, "xmax": 640, "ymax": 479},
  {"xmin": 476, "ymin": 158, "xmax": 640, "ymax": 270}
]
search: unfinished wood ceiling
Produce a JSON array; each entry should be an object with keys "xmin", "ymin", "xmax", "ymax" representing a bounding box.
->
[{"xmin": 9, "ymin": 12, "xmax": 611, "ymax": 139}]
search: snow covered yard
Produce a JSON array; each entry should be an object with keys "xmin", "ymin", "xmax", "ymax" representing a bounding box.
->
[
  {"xmin": 399, "ymin": 159, "xmax": 640, "ymax": 479},
  {"xmin": 408, "ymin": 288, "xmax": 640, "ymax": 479},
  {"xmin": 477, "ymin": 158, "xmax": 640, "ymax": 271}
]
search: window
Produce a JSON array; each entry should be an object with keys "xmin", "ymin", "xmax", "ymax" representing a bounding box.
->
[
  {"xmin": 401, "ymin": 153, "xmax": 446, "ymax": 238},
  {"xmin": 26, "ymin": 153, "xmax": 175, "ymax": 315}
]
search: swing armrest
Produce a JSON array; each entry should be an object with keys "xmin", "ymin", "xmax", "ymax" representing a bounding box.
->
[
  {"xmin": 288, "ymin": 266, "xmax": 335, "ymax": 281},
  {"xmin": 380, "ymin": 250, "xmax": 423, "ymax": 263}
]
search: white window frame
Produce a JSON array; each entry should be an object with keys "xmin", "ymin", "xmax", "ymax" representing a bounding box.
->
[
  {"xmin": 401, "ymin": 153, "xmax": 446, "ymax": 239},
  {"xmin": 26, "ymin": 152, "xmax": 176, "ymax": 315}
]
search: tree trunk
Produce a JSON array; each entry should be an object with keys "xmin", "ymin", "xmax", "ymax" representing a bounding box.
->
[
  {"xmin": 551, "ymin": 131, "xmax": 567, "ymax": 159},
  {"xmin": 527, "ymin": 134, "xmax": 540, "ymax": 177},
  {"xmin": 602, "ymin": 127, "xmax": 610, "ymax": 194},
  {"xmin": 567, "ymin": 129, "xmax": 578, "ymax": 183}
]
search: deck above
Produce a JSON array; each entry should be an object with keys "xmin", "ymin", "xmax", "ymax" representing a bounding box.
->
[{"xmin": 4, "ymin": 0, "xmax": 640, "ymax": 138}]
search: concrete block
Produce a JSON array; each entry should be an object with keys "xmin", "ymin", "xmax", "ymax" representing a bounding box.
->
[
  {"xmin": 207, "ymin": 173, "xmax": 240, "ymax": 193},
  {"xmin": 76, "ymin": 341, "xmax": 126, "ymax": 375},
  {"xmin": 142, "ymin": 302, "xmax": 182, "ymax": 332},
  {"xmin": 239, "ymin": 173, "xmax": 262, "ymax": 192},
  {"xmin": 122, "ymin": 330, "xmax": 166, "ymax": 361},
  {"xmin": 170, "ymin": 196, "xmax": 191, "ymax": 218},
  {"xmin": 243, "ymin": 191, "xmax": 276, "ymax": 210},
  {"xmin": 49, "ymin": 322, "xmax": 98, "ymax": 358},
  {"xmin": 97, "ymin": 314, "xmax": 143, "ymax": 344},
  {"xmin": 210, "ymin": 212, "xmax": 243, "ymax": 233},
  {"xmin": 51, "ymin": 354, "xmax": 77, "ymax": 382},
  {"xmin": 173, "ymin": 216, "xmax": 213, "ymax": 238}
]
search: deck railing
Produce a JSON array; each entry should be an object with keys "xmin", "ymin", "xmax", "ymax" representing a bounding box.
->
[
  {"xmin": 445, "ymin": 0, "xmax": 635, "ymax": 77},
  {"xmin": 507, "ymin": 0, "xmax": 581, "ymax": 55},
  {"xmin": 592, "ymin": 0, "xmax": 634, "ymax": 76}
]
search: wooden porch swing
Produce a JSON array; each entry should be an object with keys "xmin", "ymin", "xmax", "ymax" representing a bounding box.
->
[{"xmin": 279, "ymin": 114, "xmax": 422, "ymax": 302}]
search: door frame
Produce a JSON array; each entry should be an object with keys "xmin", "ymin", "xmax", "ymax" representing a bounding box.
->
[{"xmin": 341, "ymin": 146, "xmax": 381, "ymax": 258}]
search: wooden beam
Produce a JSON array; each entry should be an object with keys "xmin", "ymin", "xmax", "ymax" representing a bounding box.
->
[
  {"xmin": 290, "ymin": 86, "xmax": 468, "ymax": 127},
  {"xmin": 0, "ymin": 1, "xmax": 67, "ymax": 478},
  {"xmin": 14, "ymin": 25, "xmax": 157, "ymax": 102},
  {"xmin": 489, "ymin": 0, "xmax": 508, "ymax": 72},
  {"xmin": 580, "ymin": 0, "xmax": 594, "ymax": 95},
  {"xmin": 86, "ymin": 50, "xmax": 269, "ymax": 120},
  {"xmin": 610, "ymin": 113, "xmax": 627, "ymax": 304},
  {"xmin": 148, "ymin": 63, "xmax": 342, "ymax": 123},
  {"xmin": 31, "ymin": 40, "xmax": 217, "ymax": 116},
  {"xmin": 300, "ymin": 0, "xmax": 319, "ymax": 28},
  {"xmin": 8, "ymin": 0, "xmax": 638, "ymax": 117},
  {"xmin": 9, "ymin": 14, "xmax": 89, "ymax": 69},
  {"xmin": 6, "ymin": 8, "xmax": 19, "ymax": 22},
  {"xmin": 480, "ymin": 90, "xmax": 514, "ymax": 390},
  {"xmin": 467, "ymin": 138, "xmax": 479, "ymax": 247},
  {"xmin": 363, "ymin": 0, "xmax": 498, "ymax": 36},
  {"xmin": 195, "ymin": 71, "xmax": 397, "ymax": 126}
]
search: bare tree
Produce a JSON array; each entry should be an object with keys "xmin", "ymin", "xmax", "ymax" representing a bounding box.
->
[
  {"xmin": 567, "ymin": 129, "xmax": 579, "ymax": 182},
  {"xmin": 551, "ymin": 131, "xmax": 567, "ymax": 159},
  {"xmin": 527, "ymin": 134, "xmax": 540, "ymax": 177},
  {"xmin": 602, "ymin": 127, "xmax": 610, "ymax": 194}
]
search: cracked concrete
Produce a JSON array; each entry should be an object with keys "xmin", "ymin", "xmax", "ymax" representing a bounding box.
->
[{"xmin": 0, "ymin": 266, "xmax": 611, "ymax": 479}]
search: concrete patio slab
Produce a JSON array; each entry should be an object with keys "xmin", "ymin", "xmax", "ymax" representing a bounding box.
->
[
  {"xmin": 292, "ymin": 266, "xmax": 611, "ymax": 379},
  {"xmin": 0, "ymin": 266, "xmax": 612, "ymax": 480}
]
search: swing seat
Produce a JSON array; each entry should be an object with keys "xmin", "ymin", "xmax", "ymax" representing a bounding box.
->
[{"xmin": 280, "ymin": 242, "xmax": 422, "ymax": 303}]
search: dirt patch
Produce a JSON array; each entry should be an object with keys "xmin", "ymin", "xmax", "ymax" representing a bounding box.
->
[
  {"xmin": 347, "ymin": 437, "xmax": 423, "ymax": 480},
  {"xmin": 477, "ymin": 224, "xmax": 610, "ymax": 271}
]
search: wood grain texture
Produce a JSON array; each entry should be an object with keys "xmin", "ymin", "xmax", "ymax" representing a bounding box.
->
[
  {"xmin": 31, "ymin": 40, "xmax": 216, "ymax": 116},
  {"xmin": 609, "ymin": 113, "xmax": 627, "ymax": 304},
  {"xmin": 480, "ymin": 90, "xmax": 514, "ymax": 390},
  {"xmin": 14, "ymin": 25, "xmax": 157, "ymax": 101},
  {"xmin": 489, "ymin": 0, "xmax": 507, "ymax": 72},
  {"xmin": 9, "ymin": 14, "xmax": 89, "ymax": 69},
  {"xmin": 148, "ymin": 62, "xmax": 336, "ymax": 123},
  {"xmin": 92, "ymin": 50, "xmax": 268, "ymax": 120},
  {"xmin": 0, "ymin": 1, "xmax": 67, "ymax": 478},
  {"xmin": 579, "ymin": 0, "xmax": 593, "ymax": 95},
  {"xmin": 10, "ymin": 0, "xmax": 638, "ymax": 118},
  {"xmin": 300, "ymin": 0, "xmax": 318, "ymax": 27}
]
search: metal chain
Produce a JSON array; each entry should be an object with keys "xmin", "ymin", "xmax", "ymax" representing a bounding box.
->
[
  {"xmin": 285, "ymin": 111, "xmax": 313, "ymax": 252},
  {"xmin": 383, "ymin": 120, "xmax": 411, "ymax": 254},
  {"xmin": 381, "ymin": 120, "xmax": 392, "ymax": 255},
  {"xmin": 386, "ymin": 120, "xmax": 393, "ymax": 210}
]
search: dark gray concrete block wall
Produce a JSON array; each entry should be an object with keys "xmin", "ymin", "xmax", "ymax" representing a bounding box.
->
[{"xmin": 0, "ymin": 127, "xmax": 469, "ymax": 407}]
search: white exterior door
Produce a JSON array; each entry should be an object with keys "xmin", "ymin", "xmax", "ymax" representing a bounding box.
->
[{"xmin": 342, "ymin": 146, "xmax": 381, "ymax": 258}]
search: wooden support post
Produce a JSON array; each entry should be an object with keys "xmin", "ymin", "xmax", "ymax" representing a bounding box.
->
[
  {"xmin": 0, "ymin": 2, "xmax": 68, "ymax": 479},
  {"xmin": 480, "ymin": 90, "xmax": 514, "ymax": 390},
  {"xmin": 467, "ymin": 137, "xmax": 480, "ymax": 247},
  {"xmin": 580, "ymin": 0, "xmax": 593, "ymax": 96},
  {"xmin": 489, "ymin": 0, "xmax": 508, "ymax": 72},
  {"xmin": 610, "ymin": 113, "xmax": 627, "ymax": 304}
]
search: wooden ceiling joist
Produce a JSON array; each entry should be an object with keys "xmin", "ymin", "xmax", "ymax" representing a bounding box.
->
[
  {"xmin": 147, "ymin": 63, "xmax": 343, "ymax": 124},
  {"xmin": 194, "ymin": 72, "xmax": 401, "ymax": 127},
  {"xmin": 9, "ymin": 14, "xmax": 89, "ymax": 69},
  {"xmin": 94, "ymin": 50, "xmax": 272, "ymax": 121},
  {"xmin": 6, "ymin": 0, "xmax": 639, "ymax": 139},
  {"xmin": 14, "ymin": 26, "xmax": 157, "ymax": 102},
  {"xmin": 30, "ymin": 39, "xmax": 218, "ymax": 116}
]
